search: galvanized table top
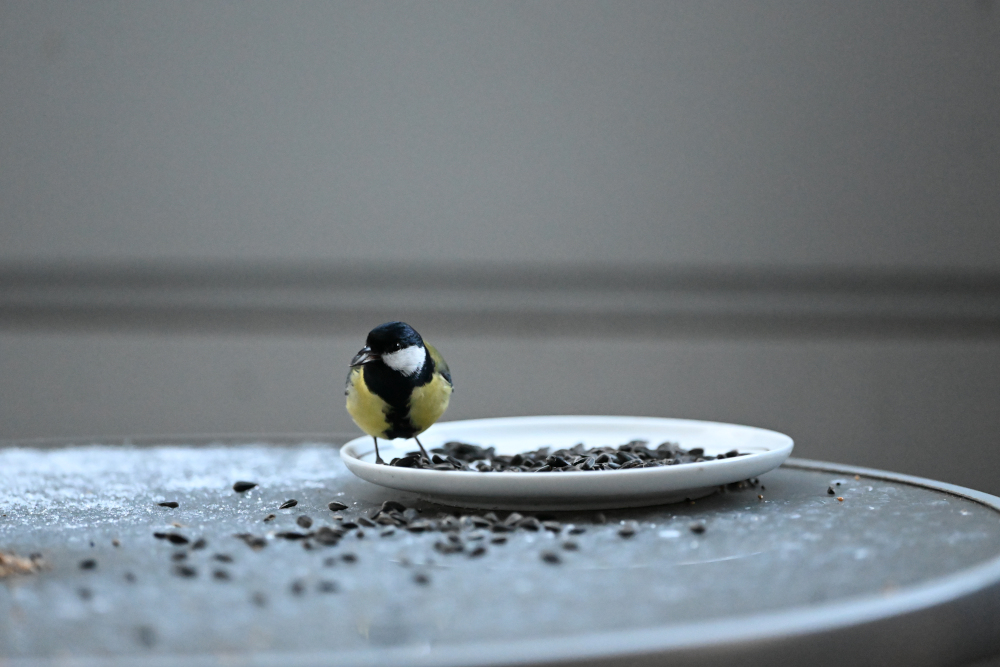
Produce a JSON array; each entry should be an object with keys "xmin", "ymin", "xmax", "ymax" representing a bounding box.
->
[{"xmin": 1, "ymin": 435, "xmax": 999, "ymax": 667}]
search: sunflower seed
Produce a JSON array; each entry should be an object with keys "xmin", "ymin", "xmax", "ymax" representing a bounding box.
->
[
  {"xmin": 279, "ymin": 500, "xmax": 298, "ymax": 509},
  {"xmin": 158, "ymin": 501, "xmax": 179, "ymax": 508},
  {"xmin": 79, "ymin": 559, "xmax": 97, "ymax": 570},
  {"xmin": 173, "ymin": 565, "xmax": 197, "ymax": 578},
  {"xmin": 296, "ymin": 516, "xmax": 313, "ymax": 529},
  {"xmin": 233, "ymin": 481, "xmax": 257, "ymax": 493},
  {"xmin": 327, "ymin": 501, "xmax": 348, "ymax": 511},
  {"xmin": 275, "ymin": 531, "xmax": 312, "ymax": 540},
  {"xmin": 540, "ymin": 551, "xmax": 561, "ymax": 564}
]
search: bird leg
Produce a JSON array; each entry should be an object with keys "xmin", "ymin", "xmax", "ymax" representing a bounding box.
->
[
  {"xmin": 373, "ymin": 436, "xmax": 385, "ymax": 465},
  {"xmin": 414, "ymin": 436, "xmax": 430, "ymax": 462}
]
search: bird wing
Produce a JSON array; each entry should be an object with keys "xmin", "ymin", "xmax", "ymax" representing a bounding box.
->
[{"xmin": 425, "ymin": 342, "xmax": 453, "ymax": 387}]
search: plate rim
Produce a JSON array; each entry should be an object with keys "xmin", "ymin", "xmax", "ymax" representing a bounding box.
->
[{"xmin": 339, "ymin": 415, "xmax": 794, "ymax": 508}]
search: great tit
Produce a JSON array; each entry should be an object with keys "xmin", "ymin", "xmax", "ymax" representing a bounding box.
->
[{"xmin": 346, "ymin": 321, "xmax": 453, "ymax": 465}]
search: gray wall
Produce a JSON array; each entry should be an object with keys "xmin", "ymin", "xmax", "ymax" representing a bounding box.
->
[{"xmin": 2, "ymin": 2, "xmax": 1000, "ymax": 501}]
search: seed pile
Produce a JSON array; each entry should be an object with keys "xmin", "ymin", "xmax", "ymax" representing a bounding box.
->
[{"xmin": 386, "ymin": 440, "xmax": 746, "ymax": 472}]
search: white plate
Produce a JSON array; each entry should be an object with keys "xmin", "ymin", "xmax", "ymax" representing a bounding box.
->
[{"xmin": 340, "ymin": 415, "xmax": 794, "ymax": 510}]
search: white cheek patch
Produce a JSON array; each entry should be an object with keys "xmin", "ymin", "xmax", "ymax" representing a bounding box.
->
[{"xmin": 381, "ymin": 345, "xmax": 426, "ymax": 377}]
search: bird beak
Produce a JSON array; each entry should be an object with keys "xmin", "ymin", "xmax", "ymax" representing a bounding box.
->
[{"xmin": 350, "ymin": 346, "xmax": 379, "ymax": 367}]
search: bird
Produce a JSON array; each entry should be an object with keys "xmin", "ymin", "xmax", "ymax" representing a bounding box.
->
[{"xmin": 345, "ymin": 321, "xmax": 453, "ymax": 465}]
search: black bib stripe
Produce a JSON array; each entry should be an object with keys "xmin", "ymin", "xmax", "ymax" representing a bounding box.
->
[{"xmin": 362, "ymin": 357, "xmax": 435, "ymax": 439}]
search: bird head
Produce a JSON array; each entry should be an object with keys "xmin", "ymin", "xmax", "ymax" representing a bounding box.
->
[{"xmin": 351, "ymin": 321, "xmax": 427, "ymax": 377}]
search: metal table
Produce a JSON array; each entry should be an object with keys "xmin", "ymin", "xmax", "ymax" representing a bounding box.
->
[{"xmin": 1, "ymin": 435, "xmax": 999, "ymax": 667}]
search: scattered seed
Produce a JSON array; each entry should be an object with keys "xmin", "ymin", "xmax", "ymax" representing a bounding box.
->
[
  {"xmin": 171, "ymin": 552, "xmax": 187, "ymax": 562},
  {"xmin": 355, "ymin": 530, "xmax": 365, "ymax": 539},
  {"xmin": 234, "ymin": 533, "xmax": 267, "ymax": 551},
  {"xmin": 124, "ymin": 572, "xmax": 136, "ymax": 583},
  {"xmin": 279, "ymin": 500, "xmax": 298, "ymax": 509},
  {"xmin": 837, "ymin": 497, "xmax": 844, "ymax": 502},
  {"xmin": 469, "ymin": 545, "xmax": 487, "ymax": 558},
  {"xmin": 136, "ymin": 626, "xmax": 157, "ymax": 648},
  {"xmin": 562, "ymin": 541, "xmax": 579, "ymax": 551},
  {"xmin": 618, "ymin": 524, "xmax": 637, "ymax": 538},
  {"xmin": 690, "ymin": 522, "xmax": 707, "ymax": 534},
  {"xmin": 328, "ymin": 501, "xmax": 348, "ymax": 511},
  {"xmin": 296, "ymin": 516, "xmax": 313, "ymax": 529},
  {"xmin": 490, "ymin": 536, "xmax": 508, "ymax": 545},
  {"xmin": 758, "ymin": 494, "xmax": 764, "ymax": 500},
  {"xmin": 77, "ymin": 586, "xmax": 93, "ymax": 600},
  {"xmin": 381, "ymin": 500, "xmax": 406, "ymax": 513},
  {"xmin": 263, "ymin": 514, "xmax": 276, "ymax": 522},
  {"xmin": 158, "ymin": 501, "xmax": 179, "ymax": 508},
  {"xmin": 79, "ymin": 559, "xmax": 97, "ymax": 570},
  {"xmin": 173, "ymin": 565, "xmax": 197, "ymax": 578},
  {"xmin": 313, "ymin": 527, "xmax": 342, "ymax": 545},
  {"xmin": 380, "ymin": 528, "xmax": 396, "ymax": 537},
  {"xmin": 290, "ymin": 579, "xmax": 305, "ymax": 595},
  {"xmin": 540, "ymin": 551, "xmax": 561, "ymax": 564},
  {"xmin": 568, "ymin": 526, "xmax": 586, "ymax": 535},
  {"xmin": 233, "ymin": 481, "xmax": 258, "ymax": 493},
  {"xmin": 275, "ymin": 531, "xmax": 312, "ymax": 541},
  {"xmin": 357, "ymin": 517, "xmax": 376, "ymax": 528},
  {"xmin": 251, "ymin": 592, "xmax": 267, "ymax": 607},
  {"xmin": 595, "ymin": 512, "xmax": 607, "ymax": 525},
  {"xmin": 111, "ymin": 539, "xmax": 121, "ymax": 547},
  {"xmin": 317, "ymin": 580, "xmax": 338, "ymax": 593},
  {"xmin": 341, "ymin": 553, "xmax": 357, "ymax": 563},
  {"xmin": 827, "ymin": 487, "xmax": 835, "ymax": 495},
  {"xmin": 213, "ymin": 569, "xmax": 230, "ymax": 581},
  {"xmin": 191, "ymin": 538, "xmax": 207, "ymax": 550},
  {"xmin": 167, "ymin": 533, "xmax": 190, "ymax": 545},
  {"xmin": 323, "ymin": 556, "xmax": 337, "ymax": 567},
  {"xmin": 213, "ymin": 553, "xmax": 233, "ymax": 563},
  {"xmin": 413, "ymin": 572, "xmax": 430, "ymax": 585}
]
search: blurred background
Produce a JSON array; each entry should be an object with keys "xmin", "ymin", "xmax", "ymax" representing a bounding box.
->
[{"xmin": 1, "ymin": 1, "xmax": 999, "ymax": 494}]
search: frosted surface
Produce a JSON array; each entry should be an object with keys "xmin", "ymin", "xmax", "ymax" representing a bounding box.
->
[{"xmin": 1, "ymin": 441, "xmax": 999, "ymax": 662}]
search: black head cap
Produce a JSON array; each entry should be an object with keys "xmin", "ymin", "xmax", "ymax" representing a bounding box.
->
[{"xmin": 365, "ymin": 321, "xmax": 424, "ymax": 354}]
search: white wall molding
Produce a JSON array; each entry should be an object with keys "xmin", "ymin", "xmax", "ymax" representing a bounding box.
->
[{"xmin": 2, "ymin": 263, "xmax": 999, "ymax": 337}]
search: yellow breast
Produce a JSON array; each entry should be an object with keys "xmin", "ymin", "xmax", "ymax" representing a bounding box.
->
[
  {"xmin": 345, "ymin": 367, "xmax": 392, "ymax": 438},
  {"xmin": 408, "ymin": 371, "xmax": 453, "ymax": 435}
]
